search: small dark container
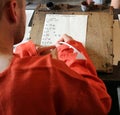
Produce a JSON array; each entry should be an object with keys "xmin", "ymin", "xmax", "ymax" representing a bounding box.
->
[{"xmin": 46, "ymin": 2, "xmax": 55, "ymax": 10}]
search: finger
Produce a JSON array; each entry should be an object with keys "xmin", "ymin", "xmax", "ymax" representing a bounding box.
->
[{"xmin": 61, "ymin": 34, "xmax": 73, "ymax": 42}]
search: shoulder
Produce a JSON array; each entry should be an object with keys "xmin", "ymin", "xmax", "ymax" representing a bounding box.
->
[
  {"xmin": 11, "ymin": 54, "xmax": 81, "ymax": 80},
  {"xmin": 12, "ymin": 54, "xmax": 68, "ymax": 73}
]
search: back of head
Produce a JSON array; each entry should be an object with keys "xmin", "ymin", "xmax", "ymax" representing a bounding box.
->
[{"xmin": 0, "ymin": 0, "xmax": 25, "ymax": 44}]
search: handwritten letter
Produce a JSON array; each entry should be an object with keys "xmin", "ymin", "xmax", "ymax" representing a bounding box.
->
[{"xmin": 41, "ymin": 14, "xmax": 88, "ymax": 46}]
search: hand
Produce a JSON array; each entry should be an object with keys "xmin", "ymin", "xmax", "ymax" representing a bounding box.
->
[
  {"xmin": 87, "ymin": 0, "xmax": 93, "ymax": 5},
  {"xmin": 110, "ymin": 0, "xmax": 120, "ymax": 9},
  {"xmin": 56, "ymin": 34, "xmax": 73, "ymax": 47},
  {"xmin": 35, "ymin": 45, "xmax": 56, "ymax": 55}
]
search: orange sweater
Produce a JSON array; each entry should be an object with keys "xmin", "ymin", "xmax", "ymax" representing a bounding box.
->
[{"xmin": 0, "ymin": 40, "xmax": 111, "ymax": 115}]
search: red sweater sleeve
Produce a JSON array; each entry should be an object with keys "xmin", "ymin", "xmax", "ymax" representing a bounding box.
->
[
  {"xmin": 57, "ymin": 40, "xmax": 97, "ymax": 76},
  {"xmin": 14, "ymin": 40, "xmax": 38, "ymax": 57},
  {"xmin": 57, "ymin": 40, "xmax": 112, "ymax": 114}
]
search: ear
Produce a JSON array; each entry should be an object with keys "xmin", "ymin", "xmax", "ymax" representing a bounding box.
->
[{"xmin": 7, "ymin": 0, "xmax": 18, "ymax": 23}]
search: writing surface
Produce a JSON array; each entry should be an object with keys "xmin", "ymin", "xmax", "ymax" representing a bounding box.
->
[{"xmin": 41, "ymin": 14, "xmax": 88, "ymax": 46}]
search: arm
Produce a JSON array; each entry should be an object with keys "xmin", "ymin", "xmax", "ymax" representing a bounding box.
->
[
  {"xmin": 56, "ymin": 34, "xmax": 111, "ymax": 114},
  {"xmin": 110, "ymin": 0, "xmax": 120, "ymax": 9},
  {"xmin": 14, "ymin": 40, "xmax": 56, "ymax": 58},
  {"xmin": 56, "ymin": 34, "xmax": 97, "ymax": 76}
]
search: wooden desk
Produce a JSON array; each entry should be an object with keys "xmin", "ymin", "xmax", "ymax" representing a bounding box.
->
[{"xmin": 30, "ymin": 4, "xmax": 113, "ymax": 73}]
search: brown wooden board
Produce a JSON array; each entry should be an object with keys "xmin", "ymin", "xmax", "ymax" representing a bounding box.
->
[
  {"xmin": 113, "ymin": 20, "xmax": 120, "ymax": 65},
  {"xmin": 30, "ymin": 5, "xmax": 113, "ymax": 73}
]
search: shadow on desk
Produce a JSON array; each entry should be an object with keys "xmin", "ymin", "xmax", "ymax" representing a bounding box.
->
[{"xmin": 98, "ymin": 62, "xmax": 120, "ymax": 115}]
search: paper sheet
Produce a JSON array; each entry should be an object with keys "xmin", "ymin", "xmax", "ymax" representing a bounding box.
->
[
  {"xmin": 41, "ymin": 14, "xmax": 88, "ymax": 46},
  {"xmin": 23, "ymin": 10, "xmax": 34, "ymax": 42},
  {"xmin": 118, "ymin": 14, "xmax": 120, "ymax": 20}
]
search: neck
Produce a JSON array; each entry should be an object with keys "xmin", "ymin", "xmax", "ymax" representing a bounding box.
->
[
  {"xmin": 0, "ymin": 10, "xmax": 18, "ymax": 72},
  {"xmin": 0, "ymin": 54, "xmax": 13, "ymax": 73},
  {"xmin": 0, "ymin": 44, "xmax": 13, "ymax": 72},
  {"xmin": 0, "ymin": 35, "xmax": 13, "ymax": 54},
  {"xmin": 0, "ymin": 21, "xmax": 14, "ymax": 55},
  {"xmin": 0, "ymin": 28, "xmax": 14, "ymax": 73}
]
